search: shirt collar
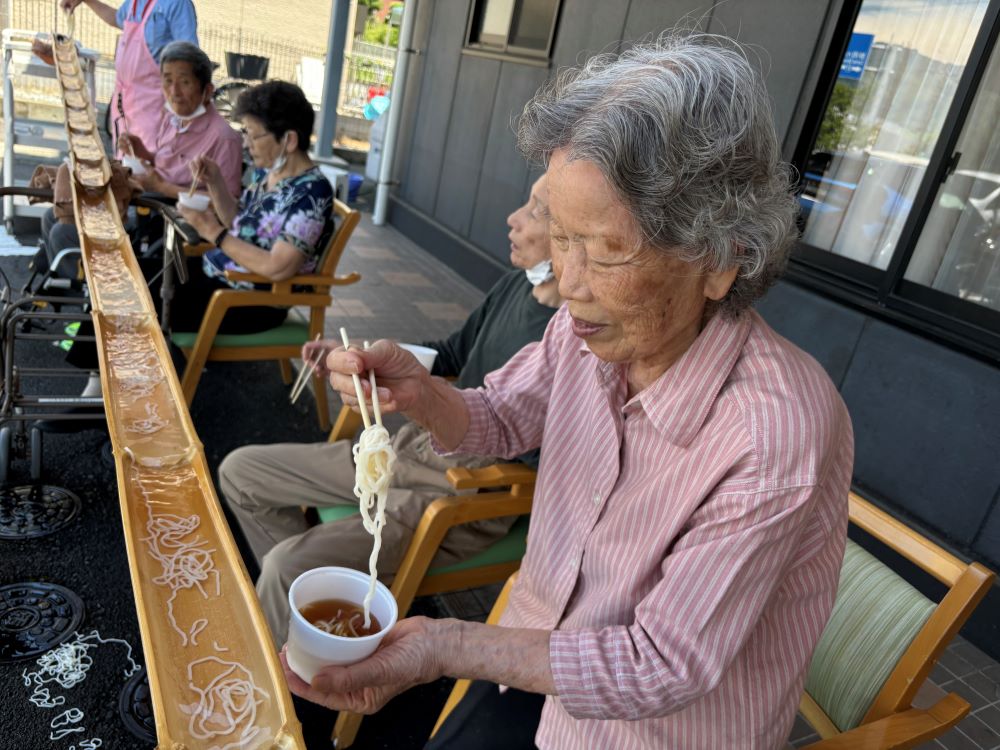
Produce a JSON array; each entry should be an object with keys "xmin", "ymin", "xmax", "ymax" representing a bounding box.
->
[
  {"xmin": 576, "ymin": 310, "xmax": 751, "ymax": 448},
  {"xmin": 640, "ymin": 311, "xmax": 752, "ymax": 447}
]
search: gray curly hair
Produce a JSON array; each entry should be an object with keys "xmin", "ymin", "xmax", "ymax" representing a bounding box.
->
[{"xmin": 517, "ymin": 33, "xmax": 798, "ymax": 317}]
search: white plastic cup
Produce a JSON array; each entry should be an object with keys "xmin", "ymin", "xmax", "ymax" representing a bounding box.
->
[
  {"xmin": 286, "ymin": 566, "xmax": 398, "ymax": 683},
  {"xmin": 177, "ymin": 192, "xmax": 211, "ymax": 212},
  {"xmin": 398, "ymin": 343, "xmax": 437, "ymax": 372},
  {"xmin": 121, "ymin": 154, "xmax": 147, "ymax": 176}
]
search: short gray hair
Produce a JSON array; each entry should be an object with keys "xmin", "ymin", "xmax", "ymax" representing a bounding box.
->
[
  {"xmin": 517, "ymin": 33, "xmax": 798, "ymax": 317},
  {"xmin": 159, "ymin": 41, "xmax": 213, "ymax": 90}
]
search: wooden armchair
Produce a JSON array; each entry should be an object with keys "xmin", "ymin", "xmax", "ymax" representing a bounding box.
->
[
  {"xmin": 430, "ymin": 493, "xmax": 995, "ymax": 750},
  {"xmin": 318, "ymin": 407, "xmax": 535, "ymax": 748},
  {"xmin": 170, "ymin": 199, "xmax": 361, "ymax": 430},
  {"xmin": 798, "ymin": 492, "xmax": 994, "ymax": 749}
]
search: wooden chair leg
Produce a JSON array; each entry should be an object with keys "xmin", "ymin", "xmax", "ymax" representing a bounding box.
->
[
  {"xmin": 329, "ymin": 405, "xmax": 363, "ymax": 443},
  {"xmin": 313, "ymin": 372, "xmax": 330, "ymax": 432},
  {"xmin": 332, "ymin": 710, "xmax": 364, "ymax": 748},
  {"xmin": 179, "ymin": 292, "xmax": 230, "ymax": 405},
  {"xmin": 279, "ymin": 359, "xmax": 293, "ymax": 384}
]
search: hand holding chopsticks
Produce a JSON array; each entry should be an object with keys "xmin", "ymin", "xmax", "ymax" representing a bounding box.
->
[{"xmin": 290, "ymin": 334, "xmax": 323, "ymax": 404}]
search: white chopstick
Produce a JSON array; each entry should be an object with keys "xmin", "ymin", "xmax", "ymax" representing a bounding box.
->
[
  {"xmin": 289, "ymin": 333, "xmax": 321, "ymax": 404},
  {"xmin": 364, "ymin": 340, "xmax": 383, "ymax": 427},
  {"xmin": 339, "ymin": 327, "xmax": 371, "ymax": 429}
]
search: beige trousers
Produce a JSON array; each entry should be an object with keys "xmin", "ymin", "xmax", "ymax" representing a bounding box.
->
[{"xmin": 218, "ymin": 422, "xmax": 513, "ymax": 644}]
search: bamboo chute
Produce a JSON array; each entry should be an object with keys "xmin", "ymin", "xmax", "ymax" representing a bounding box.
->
[{"xmin": 54, "ymin": 34, "xmax": 304, "ymax": 750}]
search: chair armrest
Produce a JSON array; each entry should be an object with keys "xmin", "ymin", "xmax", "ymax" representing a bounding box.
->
[
  {"xmin": 801, "ymin": 693, "xmax": 969, "ymax": 749},
  {"xmin": 223, "ymin": 270, "xmax": 362, "ymax": 286},
  {"xmin": 183, "ymin": 242, "xmax": 213, "ymax": 257},
  {"xmin": 446, "ymin": 464, "xmax": 537, "ymax": 490},
  {"xmin": 422, "ymin": 489, "xmax": 532, "ymax": 527}
]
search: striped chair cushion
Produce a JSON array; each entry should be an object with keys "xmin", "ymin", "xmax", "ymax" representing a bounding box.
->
[{"xmin": 805, "ymin": 539, "xmax": 935, "ymax": 731}]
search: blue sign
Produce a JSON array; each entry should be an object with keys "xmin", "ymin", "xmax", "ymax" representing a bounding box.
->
[{"xmin": 840, "ymin": 32, "xmax": 874, "ymax": 80}]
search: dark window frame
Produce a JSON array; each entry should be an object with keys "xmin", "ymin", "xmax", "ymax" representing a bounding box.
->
[
  {"xmin": 789, "ymin": 0, "xmax": 1000, "ymax": 363},
  {"xmin": 463, "ymin": 0, "xmax": 562, "ymax": 64}
]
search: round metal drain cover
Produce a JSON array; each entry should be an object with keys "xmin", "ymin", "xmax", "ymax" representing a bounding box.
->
[
  {"xmin": 0, "ymin": 582, "xmax": 85, "ymax": 662},
  {"xmin": 119, "ymin": 668, "xmax": 156, "ymax": 745},
  {"xmin": 0, "ymin": 485, "xmax": 81, "ymax": 540}
]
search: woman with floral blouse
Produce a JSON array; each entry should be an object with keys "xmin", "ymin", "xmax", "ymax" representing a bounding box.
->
[{"xmin": 176, "ymin": 80, "xmax": 336, "ymax": 334}]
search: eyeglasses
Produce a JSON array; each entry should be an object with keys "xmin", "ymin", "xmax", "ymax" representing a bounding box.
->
[{"xmin": 239, "ymin": 127, "xmax": 272, "ymax": 143}]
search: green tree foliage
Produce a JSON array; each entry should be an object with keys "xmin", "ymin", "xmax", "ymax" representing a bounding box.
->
[
  {"xmin": 815, "ymin": 81, "xmax": 857, "ymax": 154},
  {"xmin": 362, "ymin": 18, "xmax": 399, "ymax": 47}
]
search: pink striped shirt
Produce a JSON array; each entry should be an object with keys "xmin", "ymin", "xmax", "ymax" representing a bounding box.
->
[{"xmin": 452, "ymin": 305, "xmax": 853, "ymax": 749}]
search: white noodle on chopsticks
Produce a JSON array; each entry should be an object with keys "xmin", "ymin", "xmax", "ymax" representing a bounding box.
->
[{"xmin": 341, "ymin": 329, "xmax": 396, "ymax": 628}]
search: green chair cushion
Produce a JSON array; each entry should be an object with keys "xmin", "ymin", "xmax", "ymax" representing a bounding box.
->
[
  {"xmin": 316, "ymin": 508, "xmax": 530, "ymax": 576},
  {"xmin": 805, "ymin": 539, "xmax": 935, "ymax": 731},
  {"xmin": 428, "ymin": 514, "xmax": 530, "ymax": 575},
  {"xmin": 316, "ymin": 505, "xmax": 363, "ymax": 524},
  {"xmin": 170, "ymin": 320, "xmax": 308, "ymax": 349}
]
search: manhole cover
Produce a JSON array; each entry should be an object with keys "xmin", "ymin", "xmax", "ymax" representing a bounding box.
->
[
  {"xmin": 0, "ymin": 485, "xmax": 81, "ymax": 540},
  {"xmin": 119, "ymin": 668, "xmax": 156, "ymax": 744},
  {"xmin": 0, "ymin": 582, "xmax": 85, "ymax": 662}
]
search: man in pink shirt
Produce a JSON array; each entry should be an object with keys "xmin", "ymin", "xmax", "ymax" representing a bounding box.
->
[
  {"xmin": 290, "ymin": 33, "xmax": 855, "ymax": 750},
  {"xmin": 121, "ymin": 40, "xmax": 242, "ymax": 199}
]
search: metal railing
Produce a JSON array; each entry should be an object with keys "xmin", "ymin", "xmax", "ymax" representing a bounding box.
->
[{"xmin": 2, "ymin": 0, "xmax": 396, "ymax": 123}]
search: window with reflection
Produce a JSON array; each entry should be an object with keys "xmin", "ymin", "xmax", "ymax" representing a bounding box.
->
[
  {"xmin": 905, "ymin": 38, "xmax": 1000, "ymax": 312},
  {"xmin": 466, "ymin": 0, "xmax": 561, "ymax": 60},
  {"xmin": 800, "ymin": 0, "xmax": 990, "ymax": 269}
]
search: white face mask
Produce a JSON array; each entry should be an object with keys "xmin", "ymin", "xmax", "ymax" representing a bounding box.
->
[
  {"xmin": 525, "ymin": 259, "xmax": 555, "ymax": 287},
  {"xmin": 164, "ymin": 99, "xmax": 206, "ymax": 132},
  {"xmin": 270, "ymin": 133, "xmax": 290, "ymax": 174}
]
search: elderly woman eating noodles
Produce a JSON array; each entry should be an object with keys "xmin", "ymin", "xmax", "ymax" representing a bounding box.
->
[
  {"xmin": 290, "ymin": 33, "xmax": 854, "ymax": 750},
  {"xmin": 174, "ymin": 80, "xmax": 336, "ymax": 334}
]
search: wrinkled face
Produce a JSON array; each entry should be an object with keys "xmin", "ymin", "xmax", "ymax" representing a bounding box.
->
[
  {"xmin": 547, "ymin": 148, "xmax": 735, "ymax": 390},
  {"xmin": 507, "ymin": 175, "xmax": 551, "ymax": 270},
  {"xmin": 161, "ymin": 60, "xmax": 208, "ymax": 117},
  {"xmin": 240, "ymin": 115, "xmax": 285, "ymax": 169}
]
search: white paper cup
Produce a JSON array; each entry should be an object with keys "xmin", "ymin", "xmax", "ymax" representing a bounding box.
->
[
  {"xmin": 398, "ymin": 343, "xmax": 437, "ymax": 372},
  {"xmin": 177, "ymin": 192, "xmax": 211, "ymax": 212},
  {"xmin": 286, "ymin": 566, "xmax": 398, "ymax": 684},
  {"xmin": 121, "ymin": 154, "xmax": 147, "ymax": 176}
]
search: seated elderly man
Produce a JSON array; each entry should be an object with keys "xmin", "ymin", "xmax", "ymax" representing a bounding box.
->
[
  {"xmin": 292, "ymin": 33, "xmax": 854, "ymax": 750},
  {"xmin": 39, "ymin": 40, "xmax": 241, "ymax": 260},
  {"xmin": 119, "ymin": 40, "xmax": 242, "ymax": 199},
  {"xmin": 219, "ymin": 174, "xmax": 560, "ymax": 645}
]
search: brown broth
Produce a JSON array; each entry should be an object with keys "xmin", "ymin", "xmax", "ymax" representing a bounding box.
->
[{"xmin": 299, "ymin": 598, "xmax": 381, "ymax": 637}]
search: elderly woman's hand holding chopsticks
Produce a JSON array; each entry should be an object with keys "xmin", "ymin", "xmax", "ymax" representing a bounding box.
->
[{"xmin": 326, "ymin": 339, "xmax": 471, "ymax": 451}]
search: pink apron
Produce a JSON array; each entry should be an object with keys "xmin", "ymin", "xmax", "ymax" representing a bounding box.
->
[{"xmin": 112, "ymin": 0, "xmax": 164, "ymax": 157}]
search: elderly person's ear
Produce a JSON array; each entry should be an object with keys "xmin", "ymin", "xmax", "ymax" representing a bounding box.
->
[{"xmin": 705, "ymin": 265, "xmax": 739, "ymax": 301}]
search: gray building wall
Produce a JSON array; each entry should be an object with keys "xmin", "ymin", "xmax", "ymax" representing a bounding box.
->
[
  {"xmin": 385, "ymin": 0, "xmax": 1000, "ymax": 652},
  {"xmin": 391, "ymin": 0, "xmax": 832, "ymax": 270}
]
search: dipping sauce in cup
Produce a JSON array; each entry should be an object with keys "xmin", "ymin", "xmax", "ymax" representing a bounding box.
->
[
  {"xmin": 398, "ymin": 343, "xmax": 438, "ymax": 372},
  {"xmin": 286, "ymin": 566, "xmax": 398, "ymax": 683},
  {"xmin": 177, "ymin": 192, "xmax": 211, "ymax": 212}
]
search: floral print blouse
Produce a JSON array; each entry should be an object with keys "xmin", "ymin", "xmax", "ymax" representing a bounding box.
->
[{"xmin": 203, "ymin": 166, "xmax": 336, "ymax": 289}]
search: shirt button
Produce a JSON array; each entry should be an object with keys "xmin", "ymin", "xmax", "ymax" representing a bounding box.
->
[{"xmin": 592, "ymin": 491, "xmax": 601, "ymax": 506}]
